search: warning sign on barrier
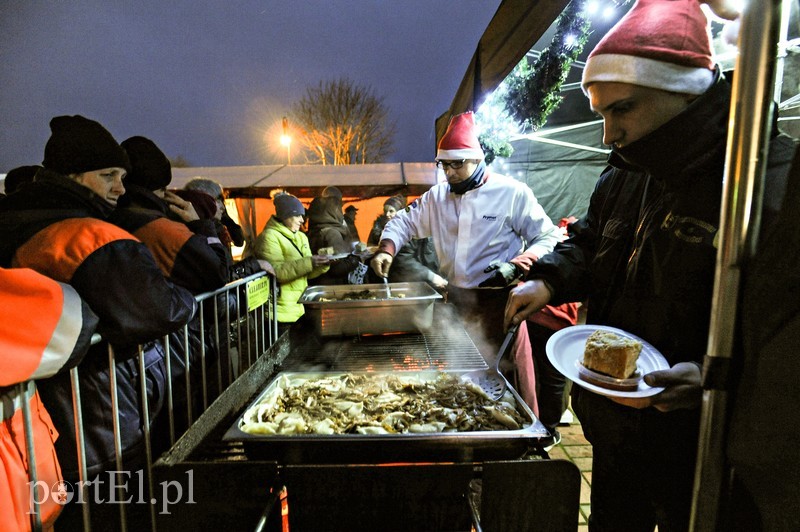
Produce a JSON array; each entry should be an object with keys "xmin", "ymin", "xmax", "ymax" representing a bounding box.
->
[{"xmin": 246, "ymin": 276, "xmax": 271, "ymax": 312}]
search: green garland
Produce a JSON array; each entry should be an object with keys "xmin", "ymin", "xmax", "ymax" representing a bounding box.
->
[{"xmin": 503, "ymin": 0, "xmax": 591, "ymax": 132}]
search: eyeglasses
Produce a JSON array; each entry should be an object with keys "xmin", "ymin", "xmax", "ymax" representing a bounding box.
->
[{"xmin": 435, "ymin": 159, "xmax": 465, "ymax": 170}]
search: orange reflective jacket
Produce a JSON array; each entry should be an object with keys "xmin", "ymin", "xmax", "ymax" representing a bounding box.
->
[{"xmin": 0, "ymin": 268, "xmax": 97, "ymax": 531}]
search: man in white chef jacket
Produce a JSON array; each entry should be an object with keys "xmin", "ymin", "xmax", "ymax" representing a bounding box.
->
[{"xmin": 371, "ymin": 111, "xmax": 560, "ymax": 382}]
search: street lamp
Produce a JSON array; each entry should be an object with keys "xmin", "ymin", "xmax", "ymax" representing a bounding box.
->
[{"xmin": 280, "ymin": 116, "xmax": 292, "ymax": 165}]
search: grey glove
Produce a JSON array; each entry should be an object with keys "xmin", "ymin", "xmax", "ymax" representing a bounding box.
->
[{"xmin": 478, "ymin": 261, "xmax": 520, "ymax": 288}]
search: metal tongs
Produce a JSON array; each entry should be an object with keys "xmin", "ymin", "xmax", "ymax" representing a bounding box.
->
[
  {"xmin": 468, "ymin": 324, "xmax": 519, "ymax": 401},
  {"xmin": 381, "ymin": 277, "xmax": 391, "ymax": 299}
]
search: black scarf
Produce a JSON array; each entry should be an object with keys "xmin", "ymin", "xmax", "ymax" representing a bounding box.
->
[{"xmin": 450, "ymin": 160, "xmax": 485, "ymax": 195}]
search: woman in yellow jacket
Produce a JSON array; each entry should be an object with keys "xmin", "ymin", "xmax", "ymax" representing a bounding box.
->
[{"xmin": 254, "ymin": 193, "xmax": 330, "ymax": 334}]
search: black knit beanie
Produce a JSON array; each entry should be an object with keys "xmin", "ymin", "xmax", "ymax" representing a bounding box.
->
[
  {"xmin": 121, "ymin": 136, "xmax": 172, "ymax": 191},
  {"xmin": 42, "ymin": 115, "xmax": 130, "ymax": 175},
  {"xmin": 274, "ymin": 193, "xmax": 306, "ymax": 220}
]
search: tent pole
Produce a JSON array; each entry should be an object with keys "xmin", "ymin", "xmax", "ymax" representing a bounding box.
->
[{"xmin": 689, "ymin": 2, "xmax": 782, "ymax": 531}]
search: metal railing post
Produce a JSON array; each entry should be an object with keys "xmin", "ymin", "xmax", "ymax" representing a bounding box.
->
[
  {"xmin": 70, "ymin": 364, "xmax": 92, "ymax": 531},
  {"xmin": 107, "ymin": 345, "xmax": 127, "ymax": 531},
  {"xmin": 690, "ymin": 1, "xmax": 782, "ymax": 530},
  {"xmin": 136, "ymin": 347, "xmax": 157, "ymax": 531},
  {"xmin": 19, "ymin": 382, "xmax": 43, "ymax": 532},
  {"xmin": 40, "ymin": 271, "xmax": 274, "ymax": 532}
]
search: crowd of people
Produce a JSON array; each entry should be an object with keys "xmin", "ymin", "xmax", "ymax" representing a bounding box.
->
[
  {"xmin": 3, "ymin": 0, "xmax": 798, "ymax": 530},
  {"xmin": 0, "ymin": 115, "xmax": 273, "ymax": 530}
]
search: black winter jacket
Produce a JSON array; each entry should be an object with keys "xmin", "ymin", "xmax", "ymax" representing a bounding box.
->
[
  {"xmin": 0, "ymin": 171, "xmax": 197, "ymax": 478},
  {"xmin": 528, "ymin": 73, "xmax": 796, "ymax": 366}
]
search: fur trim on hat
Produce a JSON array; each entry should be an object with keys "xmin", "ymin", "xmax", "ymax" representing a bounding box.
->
[{"xmin": 582, "ymin": 54, "xmax": 715, "ymax": 95}]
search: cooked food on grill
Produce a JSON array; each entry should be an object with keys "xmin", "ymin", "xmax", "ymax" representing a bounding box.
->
[
  {"xmin": 582, "ymin": 330, "xmax": 642, "ymax": 379},
  {"xmin": 318, "ymin": 290, "xmax": 406, "ymax": 302},
  {"xmin": 340, "ymin": 289, "xmax": 373, "ymax": 300},
  {"xmin": 239, "ymin": 372, "xmax": 528, "ymax": 436}
]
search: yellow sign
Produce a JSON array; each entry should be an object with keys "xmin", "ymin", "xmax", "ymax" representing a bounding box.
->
[{"xmin": 246, "ymin": 277, "xmax": 271, "ymax": 312}]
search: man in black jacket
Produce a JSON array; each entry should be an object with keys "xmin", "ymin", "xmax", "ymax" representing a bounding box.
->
[
  {"xmin": 0, "ymin": 115, "xmax": 197, "ymax": 530},
  {"xmin": 503, "ymin": 1, "xmax": 797, "ymax": 530}
]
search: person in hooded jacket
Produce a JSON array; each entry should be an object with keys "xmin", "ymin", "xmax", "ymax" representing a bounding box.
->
[
  {"xmin": 0, "ymin": 115, "xmax": 197, "ymax": 530},
  {"xmin": 254, "ymin": 192, "xmax": 330, "ymax": 335},
  {"xmin": 306, "ymin": 186, "xmax": 362, "ymax": 285}
]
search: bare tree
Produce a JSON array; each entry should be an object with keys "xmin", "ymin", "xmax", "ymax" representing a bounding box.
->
[{"xmin": 291, "ymin": 78, "xmax": 396, "ymax": 164}]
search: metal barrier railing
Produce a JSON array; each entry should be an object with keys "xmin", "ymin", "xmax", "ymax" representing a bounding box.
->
[{"xmin": 13, "ymin": 271, "xmax": 278, "ymax": 531}]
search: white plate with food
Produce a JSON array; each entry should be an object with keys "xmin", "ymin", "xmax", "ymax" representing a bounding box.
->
[{"xmin": 546, "ymin": 325, "xmax": 670, "ymax": 398}]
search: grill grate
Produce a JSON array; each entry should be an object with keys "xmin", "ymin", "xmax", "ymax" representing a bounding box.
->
[{"xmin": 281, "ymin": 327, "xmax": 488, "ymax": 372}]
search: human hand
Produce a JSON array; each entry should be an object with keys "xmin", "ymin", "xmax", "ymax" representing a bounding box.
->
[
  {"xmin": 503, "ymin": 280, "xmax": 552, "ymax": 330},
  {"xmin": 701, "ymin": 0, "xmax": 740, "ymax": 21},
  {"xmin": 311, "ymin": 255, "xmax": 331, "ymax": 268},
  {"xmin": 431, "ymin": 274, "xmax": 448, "ymax": 289},
  {"xmin": 478, "ymin": 261, "xmax": 520, "ymax": 288},
  {"xmin": 609, "ymin": 362, "xmax": 702, "ymax": 411},
  {"xmin": 164, "ymin": 190, "xmax": 200, "ymax": 222},
  {"xmin": 256, "ymin": 259, "xmax": 276, "ymax": 276},
  {"xmin": 370, "ymin": 252, "xmax": 393, "ymax": 278}
]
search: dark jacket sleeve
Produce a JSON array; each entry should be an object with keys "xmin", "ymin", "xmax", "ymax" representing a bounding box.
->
[
  {"xmin": 70, "ymin": 240, "xmax": 197, "ymax": 349},
  {"xmin": 390, "ymin": 239, "xmax": 439, "ymax": 283},
  {"xmin": 171, "ymin": 221, "xmax": 229, "ymax": 293},
  {"xmin": 367, "ymin": 216, "xmax": 386, "ymax": 246},
  {"xmin": 221, "ymin": 211, "xmax": 245, "ymax": 246}
]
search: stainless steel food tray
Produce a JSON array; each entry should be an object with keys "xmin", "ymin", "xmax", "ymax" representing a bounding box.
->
[
  {"xmin": 222, "ymin": 370, "xmax": 549, "ymax": 464},
  {"xmin": 298, "ymin": 282, "xmax": 443, "ymax": 336}
]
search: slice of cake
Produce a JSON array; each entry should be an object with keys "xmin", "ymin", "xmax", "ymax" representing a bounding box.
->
[{"xmin": 583, "ymin": 330, "xmax": 642, "ymax": 379}]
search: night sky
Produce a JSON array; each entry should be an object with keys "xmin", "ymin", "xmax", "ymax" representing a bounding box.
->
[{"xmin": 0, "ymin": 0, "xmax": 502, "ymax": 171}]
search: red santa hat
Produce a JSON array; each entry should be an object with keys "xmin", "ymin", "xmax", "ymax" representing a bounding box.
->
[
  {"xmin": 582, "ymin": 0, "xmax": 715, "ymax": 96},
  {"xmin": 436, "ymin": 111, "xmax": 485, "ymax": 161}
]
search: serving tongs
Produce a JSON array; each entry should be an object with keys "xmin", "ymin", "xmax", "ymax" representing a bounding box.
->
[
  {"xmin": 381, "ymin": 277, "xmax": 391, "ymax": 299},
  {"xmin": 467, "ymin": 324, "xmax": 519, "ymax": 401}
]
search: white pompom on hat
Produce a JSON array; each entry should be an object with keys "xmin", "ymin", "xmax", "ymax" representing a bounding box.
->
[
  {"xmin": 436, "ymin": 111, "xmax": 485, "ymax": 161},
  {"xmin": 581, "ymin": 0, "xmax": 715, "ymax": 96}
]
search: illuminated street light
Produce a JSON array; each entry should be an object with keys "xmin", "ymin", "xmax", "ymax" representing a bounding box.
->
[{"xmin": 280, "ymin": 116, "xmax": 292, "ymax": 165}]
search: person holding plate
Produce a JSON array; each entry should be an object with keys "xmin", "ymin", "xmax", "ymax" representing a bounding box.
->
[
  {"xmin": 254, "ymin": 192, "xmax": 330, "ymax": 334},
  {"xmin": 503, "ymin": 0, "xmax": 797, "ymax": 530}
]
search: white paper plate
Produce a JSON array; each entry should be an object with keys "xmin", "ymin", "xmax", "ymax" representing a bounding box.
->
[{"xmin": 546, "ymin": 325, "xmax": 670, "ymax": 398}]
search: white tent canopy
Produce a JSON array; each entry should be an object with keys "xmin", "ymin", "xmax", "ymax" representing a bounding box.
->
[{"xmin": 171, "ymin": 162, "xmax": 440, "ymax": 197}]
